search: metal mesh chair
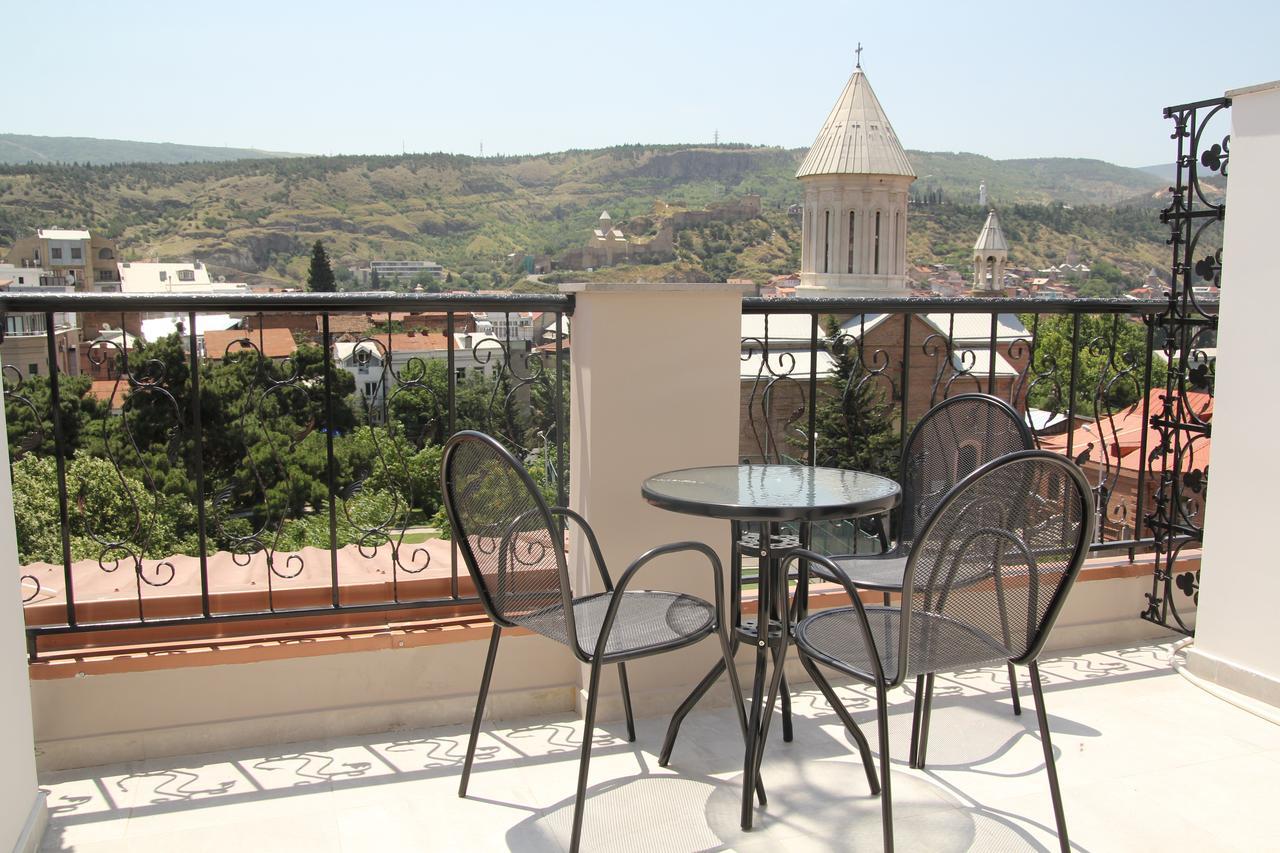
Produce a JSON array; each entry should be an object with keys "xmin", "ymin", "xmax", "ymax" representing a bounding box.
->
[
  {"xmin": 787, "ymin": 451, "xmax": 1094, "ymax": 853},
  {"xmin": 443, "ymin": 431, "xmax": 747, "ymax": 853},
  {"xmin": 820, "ymin": 393, "xmax": 1035, "ymax": 748}
]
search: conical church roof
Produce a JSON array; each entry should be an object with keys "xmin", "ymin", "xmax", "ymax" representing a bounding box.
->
[
  {"xmin": 974, "ymin": 209, "xmax": 1009, "ymax": 253},
  {"xmin": 796, "ymin": 68, "xmax": 915, "ymax": 179}
]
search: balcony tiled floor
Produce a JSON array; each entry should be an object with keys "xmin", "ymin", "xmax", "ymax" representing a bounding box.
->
[{"xmin": 38, "ymin": 640, "xmax": 1280, "ymax": 852}]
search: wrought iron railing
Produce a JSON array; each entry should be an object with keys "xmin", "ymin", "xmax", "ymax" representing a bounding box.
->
[
  {"xmin": 0, "ymin": 292, "xmax": 571, "ymax": 659},
  {"xmin": 738, "ymin": 296, "xmax": 1205, "ymax": 571},
  {"xmin": 1142, "ymin": 95, "xmax": 1229, "ymax": 635}
]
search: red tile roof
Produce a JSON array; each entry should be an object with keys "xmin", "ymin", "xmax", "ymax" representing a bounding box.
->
[
  {"xmin": 1041, "ymin": 389, "xmax": 1212, "ymax": 472},
  {"xmin": 204, "ymin": 328, "xmax": 298, "ymax": 360},
  {"xmin": 88, "ymin": 379, "xmax": 121, "ymax": 405},
  {"xmin": 386, "ymin": 332, "xmax": 449, "ymax": 352}
]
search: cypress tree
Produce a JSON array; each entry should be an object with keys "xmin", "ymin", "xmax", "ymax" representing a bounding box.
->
[
  {"xmin": 307, "ymin": 240, "xmax": 336, "ymax": 292},
  {"xmin": 813, "ymin": 316, "xmax": 900, "ymax": 477}
]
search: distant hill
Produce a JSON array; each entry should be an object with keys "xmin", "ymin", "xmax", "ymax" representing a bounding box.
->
[
  {"xmin": 1138, "ymin": 163, "xmax": 1174, "ymax": 181},
  {"xmin": 0, "ymin": 143, "xmax": 1178, "ymax": 288},
  {"xmin": 908, "ymin": 152, "xmax": 1165, "ymax": 206},
  {"xmin": 0, "ymin": 134, "xmax": 304, "ymax": 166}
]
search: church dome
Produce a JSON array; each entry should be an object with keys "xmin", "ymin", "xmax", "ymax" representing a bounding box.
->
[{"xmin": 796, "ymin": 68, "xmax": 915, "ymax": 179}]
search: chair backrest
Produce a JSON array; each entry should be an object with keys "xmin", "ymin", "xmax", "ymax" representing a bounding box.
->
[
  {"xmin": 441, "ymin": 431, "xmax": 575, "ymax": 633},
  {"xmin": 897, "ymin": 450, "xmax": 1094, "ymax": 683},
  {"xmin": 898, "ymin": 394, "xmax": 1034, "ymax": 547}
]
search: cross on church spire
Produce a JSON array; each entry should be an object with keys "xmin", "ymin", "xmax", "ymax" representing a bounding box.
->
[{"xmin": 855, "ymin": 42, "xmax": 863, "ymax": 69}]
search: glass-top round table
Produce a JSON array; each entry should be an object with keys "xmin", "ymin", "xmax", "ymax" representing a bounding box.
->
[
  {"xmin": 642, "ymin": 463, "xmax": 900, "ymax": 523},
  {"xmin": 642, "ymin": 463, "xmax": 900, "ymax": 831}
]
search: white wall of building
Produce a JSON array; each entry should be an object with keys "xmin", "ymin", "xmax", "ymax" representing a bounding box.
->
[
  {"xmin": 0, "ymin": 398, "xmax": 47, "ymax": 850},
  {"xmin": 1187, "ymin": 80, "xmax": 1280, "ymax": 706}
]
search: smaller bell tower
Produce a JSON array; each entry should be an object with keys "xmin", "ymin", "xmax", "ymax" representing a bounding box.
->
[{"xmin": 972, "ymin": 209, "xmax": 1009, "ymax": 294}]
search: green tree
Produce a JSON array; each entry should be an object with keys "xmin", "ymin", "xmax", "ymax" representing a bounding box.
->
[
  {"xmin": 1020, "ymin": 313, "xmax": 1167, "ymax": 416},
  {"xmin": 307, "ymin": 239, "xmax": 336, "ymax": 292},
  {"xmin": 11, "ymin": 453, "xmax": 197, "ymax": 563},
  {"xmin": 4, "ymin": 373, "xmax": 106, "ymax": 458},
  {"xmin": 812, "ymin": 318, "xmax": 900, "ymax": 477}
]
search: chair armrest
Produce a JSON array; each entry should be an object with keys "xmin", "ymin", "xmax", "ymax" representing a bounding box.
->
[
  {"xmin": 548, "ymin": 506, "xmax": 613, "ymax": 591},
  {"xmin": 587, "ymin": 541, "xmax": 725, "ymax": 661},
  {"xmin": 781, "ymin": 548, "xmax": 887, "ymax": 684}
]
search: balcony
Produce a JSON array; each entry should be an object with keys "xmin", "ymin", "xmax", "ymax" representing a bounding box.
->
[
  {"xmin": 1, "ymin": 85, "xmax": 1277, "ymax": 852},
  {"xmin": 34, "ymin": 642, "xmax": 1280, "ymax": 851}
]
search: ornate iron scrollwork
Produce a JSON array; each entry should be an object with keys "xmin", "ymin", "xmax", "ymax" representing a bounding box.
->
[{"xmin": 1143, "ymin": 95, "xmax": 1229, "ymax": 635}]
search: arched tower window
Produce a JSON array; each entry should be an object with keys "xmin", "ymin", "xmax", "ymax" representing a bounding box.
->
[
  {"xmin": 847, "ymin": 211, "xmax": 855, "ymax": 273},
  {"xmin": 896, "ymin": 211, "xmax": 903, "ymax": 274},
  {"xmin": 873, "ymin": 211, "xmax": 881, "ymax": 275},
  {"xmin": 97, "ymin": 247, "xmax": 114, "ymax": 260},
  {"xmin": 823, "ymin": 210, "xmax": 831, "ymax": 273}
]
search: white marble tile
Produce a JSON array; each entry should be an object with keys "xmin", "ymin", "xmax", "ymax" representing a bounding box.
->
[{"xmin": 37, "ymin": 641, "xmax": 1280, "ymax": 852}]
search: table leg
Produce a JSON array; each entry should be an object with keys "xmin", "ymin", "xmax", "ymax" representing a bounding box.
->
[{"xmin": 741, "ymin": 521, "xmax": 792, "ymax": 830}]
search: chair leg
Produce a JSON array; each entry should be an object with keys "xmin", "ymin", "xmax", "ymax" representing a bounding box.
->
[
  {"xmin": 569, "ymin": 657, "xmax": 605, "ymax": 853},
  {"xmin": 617, "ymin": 663, "xmax": 637, "ymax": 742},
  {"xmin": 459, "ymin": 625, "xmax": 501, "ymax": 798},
  {"xmin": 916, "ymin": 673, "xmax": 937, "ymax": 770},
  {"xmin": 875, "ymin": 680, "xmax": 895, "ymax": 853},
  {"xmin": 1007, "ymin": 661, "xmax": 1023, "ymax": 716},
  {"xmin": 908, "ymin": 674, "xmax": 925, "ymax": 769},
  {"xmin": 798, "ymin": 653, "xmax": 880, "ymax": 795},
  {"xmin": 1029, "ymin": 661, "xmax": 1069, "ymax": 853}
]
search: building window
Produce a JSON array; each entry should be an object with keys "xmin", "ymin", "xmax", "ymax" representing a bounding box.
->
[
  {"xmin": 363, "ymin": 381, "xmax": 379, "ymax": 398},
  {"xmin": 873, "ymin": 212, "xmax": 882, "ymax": 275},
  {"xmin": 822, "ymin": 210, "xmax": 830, "ymax": 274},
  {"xmin": 847, "ymin": 211, "xmax": 855, "ymax": 274},
  {"xmin": 27, "ymin": 363, "xmax": 39, "ymax": 377},
  {"xmin": 50, "ymin": 248, "xmax": 63, "ymax": 260},
  {"xmin": 98, "ymin": 247, "xmax": 114, "ymax": 260},
  {"xmin": 455, "ymin": 367, "xmax": 467, "ymax": 381},
  {"xmin": 70, "ymin": 247, "xmax": 82, "ymax": 260},
  {"xmin": 178, "ymin": 270, "xmax": 195, "ymax": 282},
  {"xmin": 896, "ymin": 211, "xmax": 903, "ymax": 274}
]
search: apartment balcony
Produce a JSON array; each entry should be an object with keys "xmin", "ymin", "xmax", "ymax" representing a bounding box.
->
[
  {"xmin": 0, "ymin": 86, "xmax": 1276, "ymax": 852},
  {"xmin": 35, "ymin": 642, "xmax": 1280, "ymax": 852}
]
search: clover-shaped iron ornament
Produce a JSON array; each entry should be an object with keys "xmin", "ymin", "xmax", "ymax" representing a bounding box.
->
[
  {"xmin": 1188, "ymin": 362, "xmax": 1211, "ymax": 389},
  {"xmin": 1200, "ymin": 137, "xmax": 1230, "ymax": 176},
  {"xmin": 1183, "ymin": 467, "xmax": 1206, "ymax": 494},
  {"xmin": 1194, "ymin": 252, "xmax": 1220, "ymax": 283},
  {"xmin": 1175, "ymin": 570, "xmax": 1199, "ymax": 603}
]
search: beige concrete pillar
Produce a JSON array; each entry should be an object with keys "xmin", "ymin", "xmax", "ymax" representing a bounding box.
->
[
  {"xmin": 562, "ymin": 281, "xmax": 753, "ymax": 717},
  {"xmin": 1186, "ymin": 80, "xmax": 1280, "ymax": 707},
  {"xmin": 0, "ymin": 387, "xmax": 47, "ymax": 850}
]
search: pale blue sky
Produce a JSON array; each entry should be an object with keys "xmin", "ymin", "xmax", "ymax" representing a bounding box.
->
[{"xmin": 8, "ymin": 0, "xmax": 1275, "ymax": 166}]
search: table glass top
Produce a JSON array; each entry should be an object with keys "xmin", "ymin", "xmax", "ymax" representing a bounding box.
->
[{"xmin": 642, "ymin": 464, "xmax": 900, "ymax": 522}]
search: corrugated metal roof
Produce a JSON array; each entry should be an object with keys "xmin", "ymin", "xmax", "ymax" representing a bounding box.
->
[
  {"xmin": 973, "ymin": 209, "xmax": 1010, "ymax": 253},
  {"xmin": 924, "ymin": 312, "xmax": 1026, "ymax": 345},
  {"xmin": 796, "ymin": 69, "xmax": 915, "ymax": 179},
  {"xmin": 37, "ymin": 228, "xmax": 90, "ymax": 240}
]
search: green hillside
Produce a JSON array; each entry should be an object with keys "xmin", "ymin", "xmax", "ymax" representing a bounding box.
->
[
  {"xmin": 0, "ymin": 144, "xmax": 1175, "ymax": 289},
  {"xmin": 0, "ymin": 134, "xmax": 303, "ymax": 166}
]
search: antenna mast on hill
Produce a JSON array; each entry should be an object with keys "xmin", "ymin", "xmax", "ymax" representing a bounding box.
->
[{"xmin": 714, "ymin": 129, "xmax": 719, "ymax": 145}]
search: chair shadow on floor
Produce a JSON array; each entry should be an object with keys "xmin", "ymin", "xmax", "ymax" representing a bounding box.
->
[{"xmin": 38, "ymin": 645, "xmax": 1166, "ymax": 852}]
